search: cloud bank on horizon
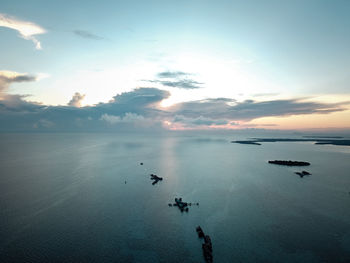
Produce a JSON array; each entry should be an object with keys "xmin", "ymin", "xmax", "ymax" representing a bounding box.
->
[{"xmin": 1, "ymin": 71, "xmax": 349, "ymax": 132}]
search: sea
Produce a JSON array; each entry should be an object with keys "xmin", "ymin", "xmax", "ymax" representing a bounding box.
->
[{"xmin": 0, "ymin": 132, "xmax": 349, "ymax": 263}]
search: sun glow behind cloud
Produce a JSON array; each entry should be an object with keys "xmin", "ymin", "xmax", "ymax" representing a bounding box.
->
[
  {"xmin": 148, "ymin": 52, "xmax": 283, "ymax": 107},
  {"xmin": 36, "ymin": 47, "xmax": 284, "ymax": 107},
  {"xmin": 0, "ymin": 0, "xmax": 350, "ymax": 132},
  {"xmin": 24, "ymin": 46, "xmax": 288, "ymax": 109}
]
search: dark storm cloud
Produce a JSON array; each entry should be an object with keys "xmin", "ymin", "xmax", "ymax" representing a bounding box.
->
[{"xmin": 73, "ymin": 30, "xmax": 104, "ymax": 40}]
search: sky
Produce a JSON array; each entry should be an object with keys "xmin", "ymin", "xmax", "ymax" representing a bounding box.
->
[{"xmin": 1, "ymin": 0, "xmax": 350, "ymax": 132}]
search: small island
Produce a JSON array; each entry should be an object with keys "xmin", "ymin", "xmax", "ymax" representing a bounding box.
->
[
  {"xmin": 169, "ymin": 197, "xmax": 199, "ymax": 212},
  {"xmin": 150, "ymin": 173, "xmax": 163, "ymax": 185},
  {"xmin": 232, "ymin": 140, "xmax": 261, "ymax": 145},
  {"xmin": 268, "ymin": 160, "xmax": 310, "ymax": 166},
  {"xmin": 295, "ymin": 170, "xmax": 311, "ymax": 178}
]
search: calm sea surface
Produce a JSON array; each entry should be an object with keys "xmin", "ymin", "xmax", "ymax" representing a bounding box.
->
[{"xmin": 0, "ymin": 132, "xmax": 350, "ymax": 262}]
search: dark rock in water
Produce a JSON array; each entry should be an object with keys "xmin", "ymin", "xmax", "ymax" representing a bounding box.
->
[
  {"xmin": 170, "ymin": 197, "xmax": 197, "ymax": 212},
  {"xmin": 150, "ymin": 174, "xmax": 163, "ymax": 180},
  {"xmin": 295, "ymin": 170, "xmax": 311, "ymax": 178},
  {"xmin": 295, "ymin": 172, "xmax": 304, "ymax": 178},
  {"xmin": 202, "ymin": 243, "xmax": 213, "ymax": 263},
  {"xmin": 204, "ymin": 235, "xmax": 213, "ymax": 252},
  {"xmin": 140, "ymin": 162, "xmax": 143, "ymax": 165},
  {"xmin": 268, "ymin": 160, "xmax": 310, "ymax": 166},
  {"xmin": 196, "ymin": 226, "xmax": 205, "ymax": 238},
  {"xmin": 196, "ymin": 226, "xmax": 213, "ymax": 262}
]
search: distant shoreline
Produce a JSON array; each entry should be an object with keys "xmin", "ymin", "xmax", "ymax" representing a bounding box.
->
[
  {"xmin": 303, "ymin": 136, "xmax": 343, "ymax": 139},
  {"xmin": 231, "ymin": 138, "xmax": 350, "ymax": 146}
]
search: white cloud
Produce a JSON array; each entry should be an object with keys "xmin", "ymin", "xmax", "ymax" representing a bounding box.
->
[
  {"xmin": 100, "ymin": 113, "xmax": 120, "ymax": 124},
  {"xmin": 100, "ymin": 113, "xmax": 145, "ymax": 125},
  {"xmin": 33, "ymin": 119, "xmax": 54, "ymax": 129},
  {"xmin": 0, "ymin": 13, "xmax": 46, "ymax": 49},
  {"xmin": 173, "ymin": 115, "xmax": 229, "ymax": 126},
  {"xmin": 68, "ymin": 92, "xmax": 85, "ymax": 107},
  {"xmin": 122, "ymin": 112, "xmax": 145, "ymax": 122}
]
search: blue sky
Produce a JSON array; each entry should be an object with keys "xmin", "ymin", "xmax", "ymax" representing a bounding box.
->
[{"xmin": 1, "ymin": 0, "xmax": 350, "ymax": 131}]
